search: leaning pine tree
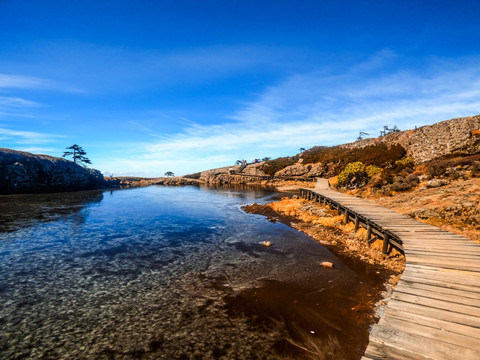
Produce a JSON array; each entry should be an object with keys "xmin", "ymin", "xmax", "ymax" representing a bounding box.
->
[{"xmin": 62, "ymin": 144, "xmax": 92, "ymax": 166}]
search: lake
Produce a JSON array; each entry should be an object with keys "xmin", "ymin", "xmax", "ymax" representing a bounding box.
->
[{"xmin": 0, "ymin": 186, "xmax": 383, "ymax": 359}]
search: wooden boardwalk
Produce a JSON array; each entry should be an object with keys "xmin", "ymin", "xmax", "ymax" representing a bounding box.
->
[{"xmin": 300, "ymin": 183, "xmax": 480, "ymax": 360}]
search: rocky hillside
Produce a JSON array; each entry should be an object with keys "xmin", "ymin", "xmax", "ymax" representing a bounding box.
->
[
  {"xmin": 0, "ymin": 148, "xmax": 107, "ymax": 194},
  {"xmin": 343, "ymin": 114, "xmax": 480, "ymax": 162},
  {"xmin": 198, "ymin": 114, "xmax": 480, "ymax": 187},
  {"xmin": 266, "ymin": 114, "xmax": 480, "ymax": 179}
]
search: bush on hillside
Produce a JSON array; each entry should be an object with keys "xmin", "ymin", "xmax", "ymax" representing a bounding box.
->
[
  {"xmin": 301, "ymin": 143, "xmax": 406, "ymax": 168},
  {"xmin": 337, "ymin": 162, "xmax": 369, "ymax": 187},
  {"xmin": 366, "ymin": 165, "xmax": 382, "ymax": 177},
  {"xmin": 263, "ymin": 156, "xmax": 299, "ymax": 176},
  {"xmin": 395, "ymin": 157, "xmax": 414, "ymax": 167},
  {"xmin": 183, "ymin": 172, "xmax": 201, "ymax": 179},
  {"xmin": 388, "ymin": 174, "xmax": 420, "ymax": 192},
  {"xmin": 422, "ymin": 153, "xmax": 480, "ymax": 178}
]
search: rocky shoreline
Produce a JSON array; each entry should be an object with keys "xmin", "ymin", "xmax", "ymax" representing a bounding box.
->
[{"xmin": 0, "ymin": 148, "xmax": 107, "ymax": 194}]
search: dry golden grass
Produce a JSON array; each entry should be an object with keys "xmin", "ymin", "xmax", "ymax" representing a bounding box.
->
[
  {"xmin": 266, "ymin": 198, "xmax": 405, "ymax": 273},
  {"xmin": 270, "ymin": 197, "xmax": 306, "ymax": 216}
]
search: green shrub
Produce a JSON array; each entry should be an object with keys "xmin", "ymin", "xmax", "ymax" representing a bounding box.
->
[
  {"xmin": 337, "ymin": 162, "xmax": 369, "ymax": 187},
  {"xmin": 395, "ymin": 157, "xmax": 414, "ymax": 167},
  {"xmin": 366, "ymin": 165, "xmax": 382, "ymax": 177}
]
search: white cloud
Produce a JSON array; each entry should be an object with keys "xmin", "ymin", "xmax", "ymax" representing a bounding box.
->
[
  {"xmin": 0, "ymin": 127, "xmax": 62, "ymax": 145},
  {"xmin": 0, "ymin": 73, "xmax": 84, "ymax": 93},
  {"xmin": 115, "ymin": 55, "xmax": 480, "ymax": 176},
  {"xmin": 0, "ymin": 96, "xmax": 40, "ymax": 107},
  {"xmin": 0, "ymin": 74, "xmax": 54, "ymax": 89}
]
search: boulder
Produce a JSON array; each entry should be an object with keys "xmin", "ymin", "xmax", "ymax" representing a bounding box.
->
[
  {"xmin": 274, "ymin": 163, "xmax": 309, "ymax": 177},
  {"xmin": 425, "ymin": 179, "xmax": 450, "ymax": 188},
  {"xmin": 241, "ymin": 163, "xmax": 269, "ymax": 176}
]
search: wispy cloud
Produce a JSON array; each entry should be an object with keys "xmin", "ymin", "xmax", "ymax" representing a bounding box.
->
[
  {"xmin": 116, "ymin": 54, "xmax": 480, "ymax": 175},
  {"xmin": 0, "ymin": 127, "xmax": 63, "ymax": 145},
  {"xmin": 0, "ymin": 96, "xmax": 40, "ymax": 107},
  {"xmin": 0, "ymin": 74, "xmax": 54, "ymax": 89},
  {"xmin": 0, "ymin": 73, "xmax": 84, "ymax": 93}
]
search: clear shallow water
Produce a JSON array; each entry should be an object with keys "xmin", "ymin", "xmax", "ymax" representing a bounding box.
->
[{"xmin": 0, "ymin": 186, "xmax": 381, "ymax": 359}]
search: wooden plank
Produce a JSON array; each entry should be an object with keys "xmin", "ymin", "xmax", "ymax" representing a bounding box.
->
[
  {"xmin": 403, "ymin": 245, "xmax": 480, "ymax": 253},
  {"xmin": 390, "ymin": 291, "xmax": 480, "ymax": 317},
  {"xmin": 405, "ymin": 259, "xmax": 480, "ymax": 273},
  {"xmin": 394, "ymin": 282, "xmax": 480, "ymax": 307},
  {"xmin": 370, "ymin": 324, "xmax": 480, "ymax": 360},
  {"xmin": 395, "ymin": 280, "xmax": 480, "ymax": 301},
  {"xmin": 364, "ymin": 340, "xmax": 431, "ymax": 360},
  {"xmin": 385, "ymin": 298, "xmax": 480, "ymax": 328},
  {"xmin": 400, "ymin": 274, "xmax": 480, "ymax": 294},
  {"xmin": 404, "ymin": 265, "xmax": 480, "ymax": 282},
  {"xmin": 383, "ymin": 307, "xmax": 480, "ymax": 340},
  {"xmin": 377, "ymin": 315, "xmax": 480, "ymax": 351}
]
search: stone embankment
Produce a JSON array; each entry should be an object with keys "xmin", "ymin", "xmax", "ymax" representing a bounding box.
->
[{"xmin": 0, "ymin": 148, "xmax": 107, "ymax": 194}]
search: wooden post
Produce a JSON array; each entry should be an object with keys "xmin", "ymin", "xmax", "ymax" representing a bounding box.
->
[
  {"xmin": 354, "ymin": 216, "xmax": 360, "ymax": 232},
  {"xmin": 382, "ymin": 233, "xmax": 390, "ymax": 254},
  {"xmin": 366, "ymin": 225, "xmax": 372, "ymax": 244},
  {"xmin": 337, "ymin": 204, "xmax": 342, "ymax": 215},
  {"xmin": 323, "ymin": 197, "xmax": 327, "ymax": 205},
  {"xmin": 344, "ymin": 209, "xmax": 349, "ymax": 224}
]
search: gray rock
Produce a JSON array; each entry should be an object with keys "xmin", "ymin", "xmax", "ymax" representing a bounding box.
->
[
  {"xmin": 425, "ymin": 179, "xmax": 450, "ymax": 188},
  {"xmin": 0, "ymin": 148, "xmax": 107, "ymax": 194}
]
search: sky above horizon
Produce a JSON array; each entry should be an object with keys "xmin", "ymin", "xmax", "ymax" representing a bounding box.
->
[{"xmin": 1, "ymin": 0, "xmax": 480, "ymax": 176}]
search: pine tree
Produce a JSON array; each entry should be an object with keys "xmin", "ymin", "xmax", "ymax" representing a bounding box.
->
[{"xmin": 62, "ymin": 144, "xmax": 92, "ymax": 166}]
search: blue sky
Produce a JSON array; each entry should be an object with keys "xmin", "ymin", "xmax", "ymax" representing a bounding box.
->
[{"xmin": 1, "ymin": 0, "xmax": 480, "ymax": 176}]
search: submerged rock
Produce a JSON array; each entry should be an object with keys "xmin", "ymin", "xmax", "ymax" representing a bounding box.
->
[{"xmin": 321, "ymin": 261, "xmax": 334, "ymax": 269}]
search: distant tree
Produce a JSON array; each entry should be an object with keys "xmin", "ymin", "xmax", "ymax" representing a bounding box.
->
[
  {"xmin": 299, "ymin": 147, "xmax": 306, "ymax": 152},
  {"xmin": 235, "ymin": 160, "xmax": 243, "ymax": 165},
  {"xmin": 164, "ymin": 171, "xmax": 175, "ymax": 177},
  {"xmin": 62, "ymin": 144, "xmax": 92, "ymax": 166},
  {"xmin": 262, "ymin": 157, "xmax": 271, "ymax": 162}
]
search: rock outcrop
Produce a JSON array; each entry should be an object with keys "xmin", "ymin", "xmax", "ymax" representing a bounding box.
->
[
  {"xmin": 342, "ymin": 114, "xmax": 480, "ymax": 163},
  {"xmin": 240, "ymin": 163, "xmax": 269, "ymax": 177},
  {"xmin": 0, "ymin": 148, "xmax": 107, "ymax": 194}
]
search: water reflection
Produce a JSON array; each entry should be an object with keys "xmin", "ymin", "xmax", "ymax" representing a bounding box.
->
[{"xmin": 0, "ymin": 190, "xmax": 103, "ymax": 233}]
